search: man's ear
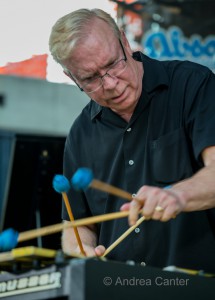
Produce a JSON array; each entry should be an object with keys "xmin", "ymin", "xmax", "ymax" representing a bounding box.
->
[{"xmin": 120, "ymin": 30, "xmax": 133, "ymax": 56}]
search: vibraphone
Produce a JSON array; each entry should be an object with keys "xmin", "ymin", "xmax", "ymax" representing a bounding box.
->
[{"xmin": 0, "ymin": 247, "xmax": 214, "ymax": 300}]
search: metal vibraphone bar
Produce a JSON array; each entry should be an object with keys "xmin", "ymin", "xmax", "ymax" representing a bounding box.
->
[{"xmin": 0, "ymin": 248, "xmax": 214, "ymax": 300}]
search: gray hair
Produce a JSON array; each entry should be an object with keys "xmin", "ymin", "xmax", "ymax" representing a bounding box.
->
[{"xmin": 49, "ymin": 8, "xmax": 121, "ymax": 65}]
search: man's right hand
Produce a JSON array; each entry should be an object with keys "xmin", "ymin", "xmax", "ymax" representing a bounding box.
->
[{"xmin": 62, "ymin": 222, "xmax": 106, "ymax": 257}]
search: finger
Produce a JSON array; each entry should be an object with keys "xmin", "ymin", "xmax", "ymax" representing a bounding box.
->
[
  {"xmin": 120, "ymin": 202, "xmax": 131, "ymax": 211},
  {"xmin": 161, "ymin": 205, "xmax": 179, "ymax": 222},
  {"xmin": 129, "ymin": 199, "xmax": 142, "ymax": 226},
  {"xmin": 95, "ymin": 245, "xmax": 106, "ymax": 256},
  {"xmin": 159, "ymin": 192, "xmax": 183, "ymax": 221},
  {"xmin": 80, "ymin": 245, "xmax": 96, "ymax": 257},
  {"xmin": 151, "ymin": 195, "xmax": 178, "ymax": 221},
  {"xmin": 151, "ymin": 205, "xmax": 166, "ymax": 220},
  {"xmin": 142, "ymin": 190, "xmax": 162, "ymax": 217},
  {"xmin": 143, "ymin": 188, "xmax": 172, "ymax": 218}
]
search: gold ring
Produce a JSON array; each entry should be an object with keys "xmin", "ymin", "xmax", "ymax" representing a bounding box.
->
[{"xmin": 155, "ymin": 206, "xmax": 164, "ymax": 212}]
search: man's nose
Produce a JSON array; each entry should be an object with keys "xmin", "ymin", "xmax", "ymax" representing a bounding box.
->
[{"xmin": 102, "ymin": 73, "xmax": 118, "ymax": 90}]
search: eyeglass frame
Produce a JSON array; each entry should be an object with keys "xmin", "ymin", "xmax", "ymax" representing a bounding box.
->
[{"xmin": 65, "ymin": 39, "xmax": 127, "ymax": 94}]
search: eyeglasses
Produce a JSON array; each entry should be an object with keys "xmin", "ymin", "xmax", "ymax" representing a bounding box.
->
[{"xmin": 68, "ymin": 40, "xmax": 127, "ymax": 94}]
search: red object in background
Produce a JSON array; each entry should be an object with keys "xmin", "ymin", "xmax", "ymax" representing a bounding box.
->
[{"xmin": 0, "ymin": 54, "xmax": 48, "ymax": 79}]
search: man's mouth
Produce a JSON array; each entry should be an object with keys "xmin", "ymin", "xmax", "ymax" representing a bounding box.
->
[{"xmin": 111, "ymin": 88, "xmax": 127, "ymax": 102}]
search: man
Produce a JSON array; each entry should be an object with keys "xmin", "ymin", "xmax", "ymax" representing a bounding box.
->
[{"xmin": 49, "ymin": 9, "xmax": 215, "ymax": 272}]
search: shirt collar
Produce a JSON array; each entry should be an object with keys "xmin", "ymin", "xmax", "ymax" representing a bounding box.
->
[
  {"xmin": 133, "ymin": 51, "xmax": 169, "ymax": 93},
  {"xmin": 90, "ymin": 101, "xmax": 102, "ymax": 120}
]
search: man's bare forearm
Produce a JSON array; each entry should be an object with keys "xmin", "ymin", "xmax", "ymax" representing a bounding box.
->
[{"xmin": 173, "ymin": 160, "xmax": 215, "ymax": 212}]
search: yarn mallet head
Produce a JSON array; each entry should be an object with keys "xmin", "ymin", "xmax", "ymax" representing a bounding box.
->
[
  {"xmin": 52, "ymin": 174, "xmax": 71, "ymax": 193},
  {"xmin": 71, "ymin": 168, "xmax": 93, "ymax": 190},
  {"xmin": 52, "ymin": 173, "xmax": 86, "ymax": 256},
  {"xmin": 0, "ymin": 228, "xmax": 19, "ymax": 252}
]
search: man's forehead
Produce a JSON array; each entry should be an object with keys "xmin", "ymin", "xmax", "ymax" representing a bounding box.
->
[{"xmin": 67, "ymin": 36, "xmax": 120, "ymax": 79}]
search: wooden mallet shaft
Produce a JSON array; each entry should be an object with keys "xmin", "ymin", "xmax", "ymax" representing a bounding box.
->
[
  {"xmin": 62, "ymin": 192, "xmax": 86, "ymax": 256},
  {"xmin": 52, "ymin": 175, "xmax": 86, "ymax": 256},
  {"xmin": 91, "ymin": 179, "xmax": 133, "ymax": 201},
  {"xmin": 71, "ymin": 168, "xmax": 135, "ymax": 201},
  {"xmin": 102, "ymin": 216, "xmax": 145, "ymax": 257},
  {"xmin": 18, "ymin": 210, "xmax": 130, "ymax": 243},
  {"xmin": 71, "ymin": 168, "xmax": 172, "ymax": 202}
]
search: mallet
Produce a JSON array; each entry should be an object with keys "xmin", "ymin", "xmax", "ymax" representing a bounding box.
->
[
  {"xmin": 0, "ymin": 210, "xmax": 130, "ymax": 252},
  {"xmin": 103, "ymin": 215, "xmax": 146, "ymax": 257},
  {"xmin": 52, "ymin": 174, "xmax": 86, "ymax": 256},
  {"xmin": 71, "ymin": 168, "xmax": 134, "ymax": 201}
]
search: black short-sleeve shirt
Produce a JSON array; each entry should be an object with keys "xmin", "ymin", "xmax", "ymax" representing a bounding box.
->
[{"xmin": 63, "ymin": 53, "xmax": 215, "ymax": 272}]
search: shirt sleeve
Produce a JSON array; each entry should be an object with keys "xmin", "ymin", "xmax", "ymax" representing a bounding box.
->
[{"xmin": 185, "ymin": 68, "xmax": 215, "ymax": 163}]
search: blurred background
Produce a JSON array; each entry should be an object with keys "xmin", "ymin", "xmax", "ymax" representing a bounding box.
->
[
  {"xmin": 0, "ymin": 0, "xmax": 214, "ymax": 250},
  {"xmin": 1, "ymin": 0, "xmax": 214, "ymax": 83}
]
